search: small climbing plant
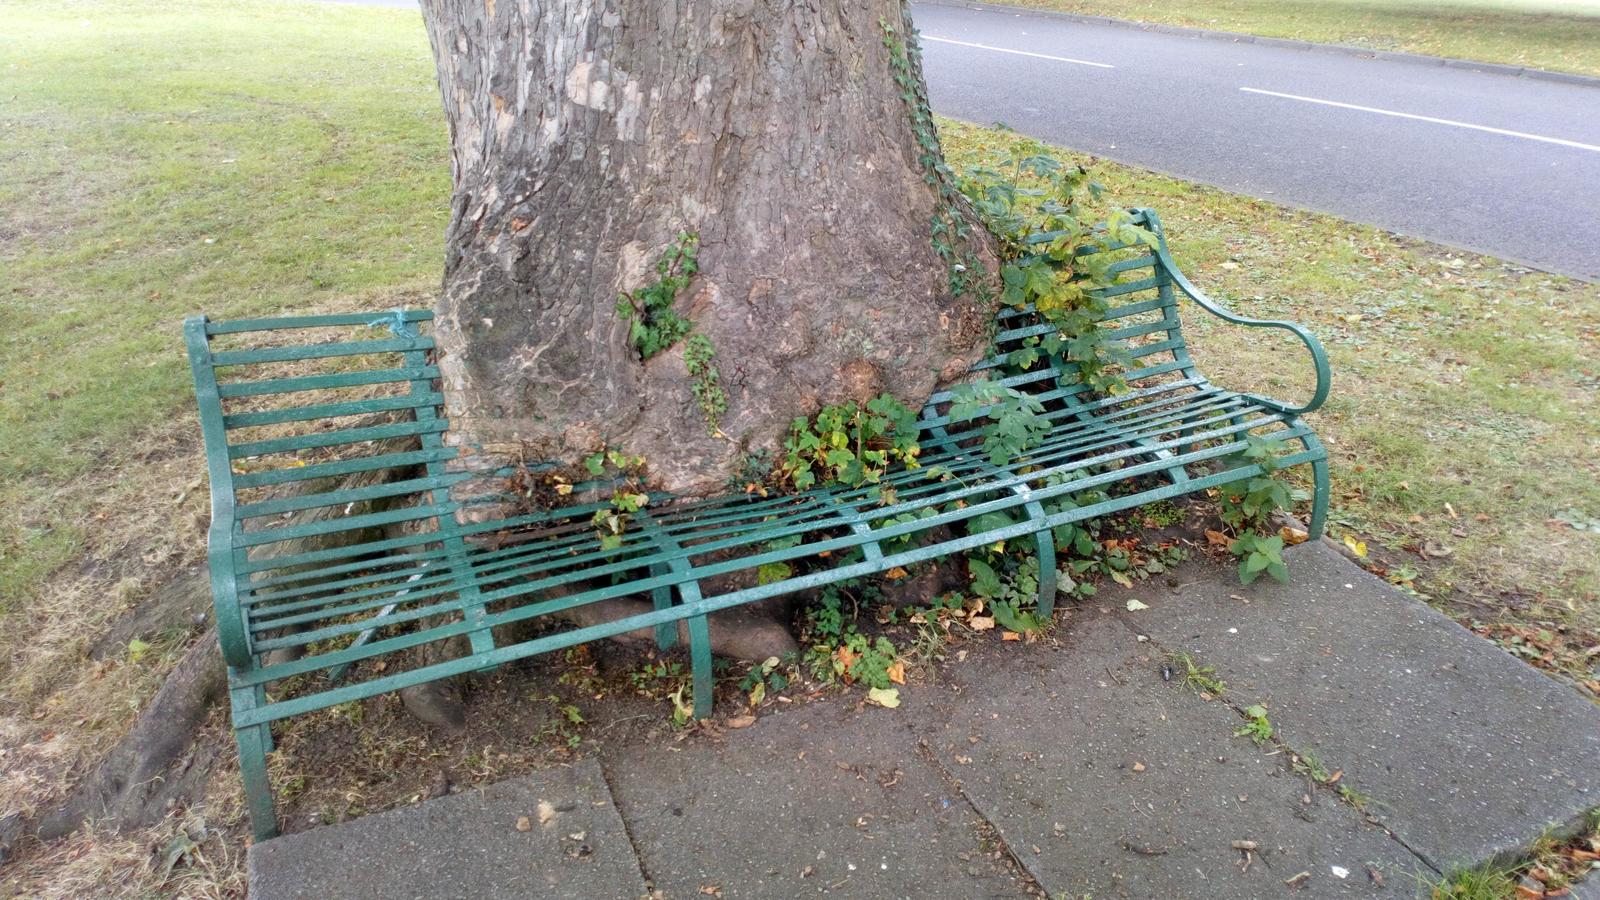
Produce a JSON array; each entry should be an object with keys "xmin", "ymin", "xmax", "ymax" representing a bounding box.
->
[
  {"xmin": 615, "ymin": 233, "xmax": 726, "ymax": 436},
  {"xmin": 946, "ymin": 378, "xmax": 1051, "ymax": 466},
  {"xmin": 616, "ymin": 232, "xmax": 698, "ymax": 359},
  {"xmin": 682, "ymin": 333, "xmax": 727, "ymax": 432},
  {"xmin": 880, "ymin": 17, "xmax": 990, "ymax": 301},
  {"xmin": 583, "ymin": 448, "xmax": 649, "ymax": 551},
  {"xmin": 959, "ymin": 140, "xmax": 1158, "ymax": 396},
  {"xmin": 1217, "ymin": 436, "xmax": 1302, "ymax": 584}
]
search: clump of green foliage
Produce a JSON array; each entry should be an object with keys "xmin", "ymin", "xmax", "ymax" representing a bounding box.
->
[
  {"xmin": 1235, "ymin": 703, "xmax": 1274, "ymax": 744},
  {"xmin": 880, "ymin": 18, "xmax": 990, "ymax": 300},
  {"xmin": 1167, "ymin": 651, "xmax": 1227, "ymax": 696},
  {"xmin": 1218, "ymin": 436, "xmax": 1302, "ymax": 584},
  {"xmin": 966, "ymin": 554, "xmax": 1048, "ymax": 634},
  {"xmin": 584, "ymin": 448, "xmax": 649, "ymax": 551},
  {"xmin": 614, "ymin": 233, "xmax": 727, "ymax": 435},
  {"xmin": 738, "ymin": 655, "xmax": 791, "ymax": 706},
  {"xmin": 958, "ymin": 140, "xmax": 1157, "ymax": 395},
  {"xmin": 946, "ymin": 378, "xmax": 1051, "ymax": 466},
  {"xmin": 781, "ymin": 394, "xmax": 922, "ymax": 490},
  {"xmin": 801, "ymin": 581, "xmax": 902, "ymax": 690},
  {"xmin": 616, "ymin": 233, "xmax": 698, "ymax": 359}
]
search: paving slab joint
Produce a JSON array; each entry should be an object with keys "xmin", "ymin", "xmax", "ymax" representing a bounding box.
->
[
  {"xmin": 913, "ymin": 737, "xmax": 1055, "ymax": 893},
  {"xmin": 1116, "ymin": 622, "xmax": 1441, "ymax": 874},
  {"xmin": 594, "ymin": 757, "xmax": 659, "ymax": 895}
]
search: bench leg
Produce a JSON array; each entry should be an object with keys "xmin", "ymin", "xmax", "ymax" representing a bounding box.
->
[
  {"xmin": 1034, "ymin": 526, "xmax": 1058, "ymax": 621},
  {"xmin": 687, "ymin": 614, "xmax": 713, "ymax": 720},
  {"xmin": 253, "ymin": 684, "xmax": 274, "ymax": 753},
  {"xmin": 1309, "ymin": 457, "xmax": 1330, "ymax": 540},
  {"xmin": 650, "ymin": 568, "xmax": 678, "ymax": 651},
  {"xmin": 231, "ymin": 686, "xmax": 278, "ymax": 841}
]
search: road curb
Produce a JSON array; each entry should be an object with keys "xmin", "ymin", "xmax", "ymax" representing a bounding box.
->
[{"xmin": 915, "ymin": 0, "xmax": 1600, "ymax": 89}]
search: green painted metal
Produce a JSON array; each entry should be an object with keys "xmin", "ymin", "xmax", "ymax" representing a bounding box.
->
[{"xmin": 184, "ymin": 208, "xmax": 1331, "ymax": 839}]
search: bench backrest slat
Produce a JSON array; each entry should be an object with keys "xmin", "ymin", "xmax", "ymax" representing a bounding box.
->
[{"xmin": 186, "ymin": 311, "xmax": 458, "ymax": 634}]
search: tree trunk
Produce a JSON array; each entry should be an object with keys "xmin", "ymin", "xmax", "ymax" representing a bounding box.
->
[{"xmin": 420, "ymin": 0, "xmax": 993, "ymax": 508}]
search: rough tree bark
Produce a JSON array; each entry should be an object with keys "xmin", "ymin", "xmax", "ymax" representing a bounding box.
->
[{"xmin": 420, "ymin": 0, "xmax": 994, "ymax": 508}]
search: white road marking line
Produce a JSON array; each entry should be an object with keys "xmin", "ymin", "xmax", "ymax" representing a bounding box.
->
[
  {"xmin": 1240, "ymin": 87, "xmax": 1600, "ymax": 154},
  {"xmin": 922, "ymin": 35, "xmax": 1115, "ymax": 69}
]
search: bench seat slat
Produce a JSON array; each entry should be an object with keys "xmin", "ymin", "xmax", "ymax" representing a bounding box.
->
[
  {"xmin": 237, "ymin": 429, "xmax": 1316, "ymax": 679},
  {"xmin": 236, "ymin": 472, "xmax": 470, "ymax": 519},
  {"xmin": 1093, "ymin": 274, "xmax": 1160, "ymax": 299},
  {"xmin": 233, "ymin": 446, "xmax": 458, "ymax": 490},
  {"xmin": 228, "ymin": 419, "xmax": 449, "ymax": 460},
  {"xmin": 235, "ymin": 501, "xmax": 459, "ymax": 549},
  {"xmin": 246, "ymin": 407, "xmax": 1296, "ymax": 643},
  {"xmin": 232, "ymin": 449, "xmax": 1311, "ymax": 725}
]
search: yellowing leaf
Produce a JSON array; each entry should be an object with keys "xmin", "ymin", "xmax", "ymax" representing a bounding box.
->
[
  {"xmin": 1125, "ymin": 599, "xmax": 1149, "ymax": 612},
  {"xmin": 866, "ymin": 687, "xmax": 900, "ymax": 709},
  {"xmin": 1342, "ymin": 534, "xmax": 1368, "ymax": 558},
  {"xmin": 1279, "ymin": 526, "xmax": 1309, "ymax": 546},
  {"xmin": 886, "ymin": 660, "xmax": 906, "ymax": 685},
  {"xmin": 968, "ymin": 615, "xmax": 995, "ymax": 632}
]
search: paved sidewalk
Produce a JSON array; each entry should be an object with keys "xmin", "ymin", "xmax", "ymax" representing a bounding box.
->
[{"xmin": 250, "ymin": 543, "xmax": 1600, "ymax": 898}]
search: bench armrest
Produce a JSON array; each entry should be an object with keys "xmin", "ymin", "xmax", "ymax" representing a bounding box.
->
[
  {"xmin": 185, "ymin": 316, "xmax": 254, "ymax": 668},
  {"xmin": 1155, "ymin": 246, "xmax": 1331, "ymax": 416}
]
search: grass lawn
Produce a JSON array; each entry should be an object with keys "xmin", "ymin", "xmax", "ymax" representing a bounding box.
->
[
  {"xmin": 1001, "ymin": 0, "xmax": 1600, "ymax": 78},
  {"xmin": 1, "ymin": 1, "xmax": 1596, "ymax": 895}
]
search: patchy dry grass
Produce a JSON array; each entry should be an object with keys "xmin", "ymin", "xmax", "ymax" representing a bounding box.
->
[
  {"xmin": 1, "ymin": 1, "xmax": 442, "ymax": 894},
  {"xmin": 2, "ymin": 0, "xmax": 1596, "ymax": 895},
  {"xmin": 1000, "ymin": 0, "xmax": 1600, "ymax": 79}
]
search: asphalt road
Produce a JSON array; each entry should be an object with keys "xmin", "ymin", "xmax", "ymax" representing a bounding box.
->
[
  {"xmin": 913, "ymin": 2, "xmax": 1600, "ymax": 279},
  {"xmin": 334, "ymin": 0, "xmax": 1600, "ymax": 278}
]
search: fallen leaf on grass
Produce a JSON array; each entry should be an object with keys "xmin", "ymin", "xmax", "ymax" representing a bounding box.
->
[{"xmin": 1342, "ymin": 535, "xmax": 1368, "ymax": 558}]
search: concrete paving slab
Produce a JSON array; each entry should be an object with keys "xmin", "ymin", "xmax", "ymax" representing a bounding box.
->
[
  {"xmin": 921, "ymin": 613, "xmax": 1426, "ymax": 898},
  {"xmin": 247, "ymin": 759, "xmax": 646, "ymax": 900},
  {"xmin": 1113, "ymin": 541, "xmax": 1600, "ymax": 872},
  {"xmin": 602, "ymin": 697, "xmax": 1029, "ymax": 899}
]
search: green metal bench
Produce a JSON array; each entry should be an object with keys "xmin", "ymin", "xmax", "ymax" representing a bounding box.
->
[{"xmin": 185, "ymin": 208, "xmax": 1329, "ymax": 840}]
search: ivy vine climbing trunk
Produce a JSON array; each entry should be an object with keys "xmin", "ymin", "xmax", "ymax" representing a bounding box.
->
[{"xmin": 420, "ymin": 0, "xmax": 995, "ymax": 508}]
